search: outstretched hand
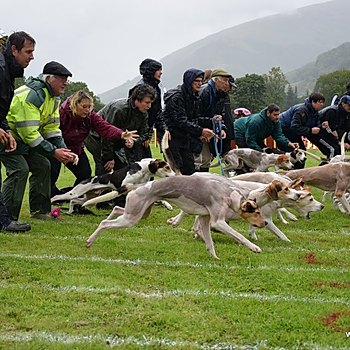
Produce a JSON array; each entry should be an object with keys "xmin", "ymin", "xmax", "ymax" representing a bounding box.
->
[{"xmin": 121, "ymin": 129, "xmax": 139, "ymax": 142}]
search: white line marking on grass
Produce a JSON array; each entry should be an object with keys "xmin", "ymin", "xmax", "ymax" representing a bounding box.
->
[
  {"xmin": 0, "ymin": 332, "xmax": 348, "ymax": 350},
  {"xmin": 0, "ymin": 253, "xmax": 348, "ymax": 274},
  {"xmin": 1, "ymin": 232, "xmax": 349, "ymax": 255},
  {"xmin": 0, "ymin": 282, "xmax": 348, "ymax": 306}
]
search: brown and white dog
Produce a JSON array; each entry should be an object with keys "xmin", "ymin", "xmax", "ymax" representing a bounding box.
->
[
  {"xmin": 282, "ymin": 163, "xmax": 350, "ymax": 215},
  {"xmin": 51, "ymin": 158, "xmax": 176, "ymax": 213},
  {"xmin": 85, "ymin": 175, "xmax": 267, "ymax": 259},
  {"xmin": 216, "ymin": 148, "xmax": 294, "ymax": 173}
]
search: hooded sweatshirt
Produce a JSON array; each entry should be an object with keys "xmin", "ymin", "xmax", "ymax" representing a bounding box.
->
[{"xmin": 162, "ymin": 68, "xmax": 204, "ymax": 150}]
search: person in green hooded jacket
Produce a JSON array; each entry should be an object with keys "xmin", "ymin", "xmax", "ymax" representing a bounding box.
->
[{"xmin": 0, "ymin": 61, "xmax": 78, "ymax": 221}]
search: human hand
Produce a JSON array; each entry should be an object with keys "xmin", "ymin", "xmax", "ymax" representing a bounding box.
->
[
  {"xmin": 0, "ymin": 129, "xmax": 11, "ymax": 146},
  {"xmin": 290, "ymin": 142, "xmax": 299, "ymax": 149},
  {"xmin": 104, "ymin": 160, "xmax": 115, "ymax": 171},
  {"xmin": 121, "ymin": 129, "xmax": 139, "ymax": 142},
  {"xmin": 53, "ymin": 148, "xmax": 76, "ymax": 163},
  {"xmin": 4, "ymin": 133, "xmax": 17, "ymax": 152},
  {"xmin": 142, "ymin": 139, "xmax": 150, "ymax": 148},
  {"xmin": 321, "ymin": 121, "xmax": 329, "ymax": 129},
  {"xmin": 202, "ymin": 128, "xmax": 214, "ymax": 139},
  {"xmin": 214, "ymin": 115, "xmax": 222, "ymax": 123},
  {"xmin": 311, "ymin": 127, "xmax": 320, "ymax": 134}
]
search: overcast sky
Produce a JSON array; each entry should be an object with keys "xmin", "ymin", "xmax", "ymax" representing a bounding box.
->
[{"xmin": 2, "ymin": 0, "xmax": 330, "ymax": 95}]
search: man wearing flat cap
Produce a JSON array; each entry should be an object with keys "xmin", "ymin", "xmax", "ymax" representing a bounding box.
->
[
  {"xmin": 194, "ymin": 68, "xmax": 232, "ymax": 172},
  {"xmin": 0, "ymin": 61, "xmax": 78, "ymax": 221}
]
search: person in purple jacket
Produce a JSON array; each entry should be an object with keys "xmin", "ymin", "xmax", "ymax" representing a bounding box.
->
[{"xmin": 50, "ymin": 90, "xmax": 138, "ymax": 197}]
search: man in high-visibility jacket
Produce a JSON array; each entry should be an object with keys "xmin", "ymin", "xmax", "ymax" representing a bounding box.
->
[{"xmin": 0, "ymin": 61, "xmax": 78, "ymax": 221}]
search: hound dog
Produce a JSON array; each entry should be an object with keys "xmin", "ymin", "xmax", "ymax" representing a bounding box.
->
[
  {"xmin": 233, "ymin": 171, "xmax": 324, "ymax": 222},
  {"xmin": 264, "ymin": 147, "xmax": 307, "ymax": 167},
  {"xmin": 85, "ymin": 175, "xmax": 268, "ymax": 260},
  {"xmin": 282, "ymin": 163, "xmax": 350, "ymax": 215},
  {"xmin": 51, "ymin": 158, "xmax": 176, "ymax": 213},
  {"xmin": 215, "ymin": 148, "xmax": 294, "ymax": 173},
  {"xmin": 229, "ymin": 175, "xmax": 324, "ymax": 241},
  {"xmin": 166, "ymin": 173, "xmax": 306, "ymax": 242}
]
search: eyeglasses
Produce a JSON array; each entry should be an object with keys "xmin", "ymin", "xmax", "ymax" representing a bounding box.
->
[
  {"xmin": 55, "ymin": 75, "xmax": 70, "ymax": 83},
  {"xmin": 193, "ymin": 79, "xmax": 203, "ymax": 84}
]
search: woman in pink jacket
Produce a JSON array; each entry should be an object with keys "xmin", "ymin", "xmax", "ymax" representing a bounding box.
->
[{"xmin": 51, "ymin": 90, "xmax": 138, "ymax": 197}]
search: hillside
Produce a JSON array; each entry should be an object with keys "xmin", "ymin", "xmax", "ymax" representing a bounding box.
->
[
  {"xmin": 285, "ymin": 42, "xmax": 350, "ymax": 94},
  {"xmin": 100, "ymin": 0, "xmax": 348, "ymax": 104}
]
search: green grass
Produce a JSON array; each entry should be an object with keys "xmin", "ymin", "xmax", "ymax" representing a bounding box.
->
[{"xmin": 0, "ymin": 146, "xmax": 350, "ymax": 349}]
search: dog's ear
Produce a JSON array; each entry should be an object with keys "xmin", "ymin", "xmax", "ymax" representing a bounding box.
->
[
  {"xmin": 266, "ymin": 181, "xmax": 280, "ymax": 200},
  {"xmin": 148, "ymin": 160, "xmax": 159, "ymax": 174}
]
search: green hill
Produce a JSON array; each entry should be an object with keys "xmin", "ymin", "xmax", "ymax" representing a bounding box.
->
[{"xmin": 100, "ymin": 0, "xmax": 348, "ymax": 104}]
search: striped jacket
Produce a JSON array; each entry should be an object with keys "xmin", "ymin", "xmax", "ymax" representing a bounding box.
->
[{"xmin": 5, "ymin": 75, "xmax": 66, "ymax": 156}]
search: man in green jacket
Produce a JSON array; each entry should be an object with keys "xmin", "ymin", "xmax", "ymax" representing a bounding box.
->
[
  {"xmin": 234, "ymin": 103, "xmax": 298, "ymax": 151},
  {"xmin": 0, "ymin": 61, "xmax": 78, "ymax": 221}
]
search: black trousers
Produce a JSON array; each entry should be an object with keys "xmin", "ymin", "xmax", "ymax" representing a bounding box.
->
[{"xmin": 50, "ymin": 151, "xmax": 92, "ymax": 195}]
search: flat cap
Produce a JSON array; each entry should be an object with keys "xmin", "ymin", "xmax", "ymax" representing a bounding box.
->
[
  {"xmin": 43, "ymin": 61, "xmax": 72, "ymax": 77},
  {"xmin": 211, "ymin": 69, "xmax": 232, "ymax": 78}
]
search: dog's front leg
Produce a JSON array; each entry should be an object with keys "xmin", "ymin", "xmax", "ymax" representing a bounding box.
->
[
  {"xmin": 211, "ymin": 219, "xmax": 262, "ymax": 253},
  {"xmin": 264, "ymin": 218, "xmax": 291, "ymax": 241},
  {"xmin": 197, "ymin": 215, "xmax": 219, "ymax": 260},
  {"xmin": 167, "ymin": 210, "xmax": 188, "ymax": 227},
  {"xmin": 249, "ymin": 224, "xmax": 258, "ymax": 240}
]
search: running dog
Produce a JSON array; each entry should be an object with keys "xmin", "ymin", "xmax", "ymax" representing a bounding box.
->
[
  {"xmin": 51, "ymin": 158, "xmax": 176, "ymax": 213},
  {"xmin": 85, "ymin": 175, "xmax": 268, "ymax": 259},
  {"xmin": 167, "ymin": 173, "xmax": 307, "ymax": 242},
  {"xmin": 215, "ymin": 148, "xmax": 294, "ymax": 173},
  {"xmin": 282, "ymin": 163, "xmax": 350, "ymax": 215}
]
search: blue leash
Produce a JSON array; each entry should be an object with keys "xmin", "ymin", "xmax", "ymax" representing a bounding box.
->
[{"xmin": 212, "ymin": 116, "xmax": 225, "ymax": 176}]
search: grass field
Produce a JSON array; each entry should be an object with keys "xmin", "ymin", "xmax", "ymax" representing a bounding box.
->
[{"xmin": 0, "ymin": 145, "xmax": 350, "ymax": 349}]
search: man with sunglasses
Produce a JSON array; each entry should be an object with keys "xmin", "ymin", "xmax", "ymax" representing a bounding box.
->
[{"xmin": 0, "ymin": 61, "xmax": 78, "ymax": 221}]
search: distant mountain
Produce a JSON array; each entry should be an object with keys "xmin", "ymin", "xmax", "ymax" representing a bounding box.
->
[
  {"xmin": 285, "ymin": 42, "xmax": 350, "ymax": 95},
  {"xmin": 99, "ymin": 0, "xmax": 348, "ymax": 104}
]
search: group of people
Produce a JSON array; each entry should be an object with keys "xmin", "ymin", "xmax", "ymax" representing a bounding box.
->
[{"xmin": 1, "ymin": 30, "xmax": 350, "ymax": 232}]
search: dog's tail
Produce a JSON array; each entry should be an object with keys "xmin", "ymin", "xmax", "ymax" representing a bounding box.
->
[
  {"xmin": 82, "ymin": 184, "xmax": 140, "ymax": 207},
  {"xmin": 299, "ymin": 149, "xmax": 329, "ymax": 162},
  {"xmin": 341, "ymin": 132, "xmax": 347, "ymax": 156},
  {"xmin": 161, "ymin": 132, "xmax": 181, "ymax": 175}
]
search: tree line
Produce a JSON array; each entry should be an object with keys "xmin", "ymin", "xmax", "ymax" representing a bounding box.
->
[{"xmin": 230, "ymin": 67, "xmax": 350, "ymax": 113}]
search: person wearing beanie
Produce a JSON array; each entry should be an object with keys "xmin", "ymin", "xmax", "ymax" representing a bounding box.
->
[
  {"xmin": 0, "ymin": 61, "xmax": 78, "ymax": 221},
  {"xmin": 0, "ymin": 31, "xmax": 35, "ymax": 232},
  {"xmin": 162, "ymin": 68, "xmax": 214, "ymax": 175},
  {"xmin": 194, "ymin": 69, "xmax": 231, "ymax": 172},
  {"xmin": 128, "ymin": 58, "xmax": 168, "ymax": 157}
]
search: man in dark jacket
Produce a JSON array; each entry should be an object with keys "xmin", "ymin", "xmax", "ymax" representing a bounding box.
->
[
  {"xmin": 195, "ymin": 69, "xmax": 229, "ymax": 172},
  {"xmin": 86, "ymin": 84, "xmax": 155, "ymax": 173},
  {"xmin": 281, "ymin": 92, "xmax": 340, "ymax": 165},
  {"xmin": 128, "ymin": 58, "xmax": 168, "ymax": 157},
  {"xmin": 0, "ymin": 31, "xmax": 35, "ymax": 231},
  {"xmin": 318, "ymin": 95, "xmax": 350, "ymax": 150},
  {"xmin": 162, "ymin": 68, "xmax": 214, "ymax": 175}
]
